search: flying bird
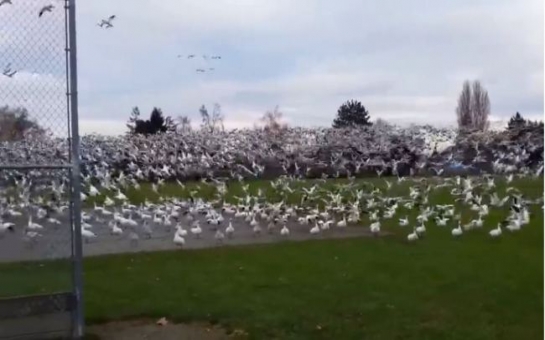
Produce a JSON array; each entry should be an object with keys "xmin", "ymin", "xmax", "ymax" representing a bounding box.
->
[
  {"xmin": 0, "ymin": 0, "xmax": 12, "ymax": 7},
  {"xmin": 3, "ymin": 70, "xmax": 17, "ymax": 78},
  {"xmin": 187, "ymin": 55, "xmax": 195, "ymax": 59},
  {"xmin": 98, "ymin": 15, "xmax": 116, "ymax": 28},
  {"xmin": 196, "ymin": 68, "xmax": 205, "ymax": 73},
  {"xmin": 211, "ymin": 56, "xmax": 221, "ymax": 60},
  {"xmin": 38, "ymin": 4, "xmax": 54, "ymax": 17},
  {"xmin": 2, "ymin": 63, "xmax": 16, "ymax": 78}
]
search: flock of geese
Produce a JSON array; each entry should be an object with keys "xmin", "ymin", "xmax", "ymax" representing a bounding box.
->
[
  {"xmin": 0, "ymin": 1, "xmax": 54, "ymax": 17},
  {"xmin": 178, "ymin": 54, "xmax": 223, "ymax": 73},
  {"xmin": 0, "ymin": 125, "xmax": 541, "ymax": 254},
  {"xmin": 0, "ymin": 1, "xmax": 223, "ymax": 77},
  {"xmin": 0, "ymin": 161, "xmax": 540, "ymax": 251},
  {"xmin": 0, "ymin": 1, "xmax": 59, "ymax": 78}
]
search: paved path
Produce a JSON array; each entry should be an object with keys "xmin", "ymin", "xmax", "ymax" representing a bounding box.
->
[{"xmin": 0, "ymin": 212, "xmax": 378, "ymax": 263}]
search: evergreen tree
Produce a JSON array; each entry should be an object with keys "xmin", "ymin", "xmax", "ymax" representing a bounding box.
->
[
  {"xmin": 333, "ymin": 100, "xmax": 372, "ymax": 128},
  {"xmin": 149, "ymin": 107, "xmax": 167, "ymax": 133},
  {"xmin": 507, "ymin": 112, "xmax": 527, "ymax": 130},
  {"xmin": 128, "ymin": 106, "xmax": 170, "ymax": 135}
]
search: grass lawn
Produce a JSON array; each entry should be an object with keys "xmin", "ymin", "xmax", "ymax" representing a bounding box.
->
[{"xmin": 0, "ymin": 176, "xmax": 543, "ymax": 339}]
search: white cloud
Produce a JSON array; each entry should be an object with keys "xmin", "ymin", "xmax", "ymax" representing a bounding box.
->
[
  {"xmin": 0, "ymin": 70, "xmax": 68, "ymax": 135},
  {"xmin": 80, "ymin": 119, "xmax": 128, "ymax": 136}
]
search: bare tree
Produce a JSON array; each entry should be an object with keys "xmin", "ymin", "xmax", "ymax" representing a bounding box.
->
[
  {"xmin": 211, "ymin": 103, "xmax": 224, "ymax": 133},
  {"xmin": 199, "ymin": 105, "xmax": 210, "ymax": 132},
  {"xmin": 177, "ymin": 115, "xmax": 192, "ymax": 133},
  {"xmin": 470, "ymin": 80, "xmax": 490, "ymax": 131},
  {"xmin": 0, "ymin": 106, "xmax": 47, "ymax": 141},
  {"xmin": 374, "ymin": 118, "xmax": 392, "ymax": 130},
  {"xmin": 456, "ymin": 81, "xmax": 473, "ymax": 130},
  {"xmin": 164, "ymin": 116, "xmax": 178, "ymax": 133},
  {"xmin": 456, "ymin": 80, "xmax": 490, "ymax": 131},
  {"xmin": 126, "ymin": 106, "xmax": 141, "ymax": 134},
  {"xmin": 261, "ymin": 105, "xmax": 288, "ymax": 137},
  {"xmin": 199, "ymin": 104, "xmax": 224, "ymax": 133}
]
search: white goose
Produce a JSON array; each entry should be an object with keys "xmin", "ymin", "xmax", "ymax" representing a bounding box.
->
[
  {"xmin": 451, "ymin": 223, "xmax": 463, "ymax": 237},
  {"xmin": 337, "ymin": 215, "xmax": 347, "ymax": 228},
  {"xmin": 370, "ymin": 221, "xmax": 381, "ymax": 235},
  {"xmin": 190, "ymin": 222, "xmax": 202, "ymax": 239},
  {"xmin": 173, "ymin": 230, "xmax": 185, "ymax": 246},
  {"xmin": 310, "ymin": 223, "xmax": 320, "ymax": 235},
  {"xmin": 407, "ymin": 229, "xmax": 419, "ymax": 242},
  {"xmin": 489, "ymin": 224, "xmax": 502, "ymax": 238},
  {"xmin": 27, "ymin": 216, "xmax": 44, "ymax": 231},
  {"xmin": 225, "ymin": 221, "xmax": 235, "ymax": 238}
]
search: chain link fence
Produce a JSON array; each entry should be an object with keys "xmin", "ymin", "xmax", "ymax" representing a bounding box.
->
[{"xmin": 0, "ymin": 0, "xmax": 83, "ymax": 339}]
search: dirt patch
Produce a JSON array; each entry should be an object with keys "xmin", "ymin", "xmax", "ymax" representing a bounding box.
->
[{"xmin": 87, "ymin": 318, "xmax": 240, "ymax": 340}]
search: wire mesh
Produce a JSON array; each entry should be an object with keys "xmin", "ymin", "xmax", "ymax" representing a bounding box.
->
[
  {"xmin": 0, "ymin": 168, "xmax": 73, "ymax": 339},
  {"xmin": 0, "ymin": 0, "xmax": 70, "ymax": 167},
  {"xmin": 0, "ymin": 168, "xmax": 73, "ymax": 263},
  {"xmin": 0, "ymin": 0, "xmax": 81, "ymax": 338}
]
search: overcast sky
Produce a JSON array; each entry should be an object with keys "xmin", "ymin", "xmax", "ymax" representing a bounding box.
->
[{"xmin": 0, "ymin": 0, "xmax": 543, "ymax": 135}]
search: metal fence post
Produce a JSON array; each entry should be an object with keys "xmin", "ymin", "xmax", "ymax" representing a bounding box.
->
[{"xmin": 67, "ymin": 0, "xmax": 85, "ymax": 338}]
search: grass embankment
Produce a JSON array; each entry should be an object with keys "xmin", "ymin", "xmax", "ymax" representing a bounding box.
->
[{"xmin": 0, "ymin": 176, "xmax": 543, "ymax": 340}]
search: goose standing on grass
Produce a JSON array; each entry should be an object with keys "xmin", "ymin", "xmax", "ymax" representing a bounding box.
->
[
  {"xmin": 280, "ymin": 224, "xmax": 290, "ymax": 237},
  {"xmin": 190, "ymin": 221, "xmax": 202, "ymax": 239},
  {"xmin": 173, "ymin": 229, "xmax": 185, "ymax": 247},
  {"xmin": 415, "ymin": 223, "xmax": 426, "ymax": 235},
  {"xmin": 370, "ymin": 221, "xmax": 381, "ymax": 236},
  {"xmin": 82, "ymin": 228, "xmax": 97, "ymax": 243},
  {"xmin": 252, "ymin": 222, "xmax": 262, "ymax": 236},
  {"xmin": 310, "ymin": 223, "xmax": 320, "ymax": 235},
  {"xmin": 337, "ymin": 215, "xmax": 347, "ymax": 228},
  {"xmin": 451, "ymin": 223, "xmax": 463, "ymax": 237},
  {"xmin": 214, "ymin": 228, "xmax": 225, "ymax": 244},
  {"xmin": 128, "ymin": 230, "xmax": 139, "ymax": 247},
  {"xmin": 27, "ymin": 217, "xmax": 43, "ymax": 231},
  {"xmin": 407, "ymin": 229, "xmax": 419, "ymax": 242},
  {"xmin": 0, "ymin": 221, "xmax": 15, "ymax": 237},
  {"xmin": 111, "ymin": 221, "xmax": 123, "ymax": 236},
  {"xmin": 225, "ymin": 221, "xmax": 235, "ymax": 238},
  {"xmin": 489, "ymin": 223, "xmax": 502, "ymax": 238}
]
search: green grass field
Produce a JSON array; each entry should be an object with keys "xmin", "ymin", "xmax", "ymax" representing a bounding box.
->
[{"xmin": 0, "ymin": 176, "xmax": 543, "ymax": 340}]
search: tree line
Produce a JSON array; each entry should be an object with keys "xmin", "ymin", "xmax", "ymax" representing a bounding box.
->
[
  {"xmin": 126, "ymin": 104, "xmax": 225, "ymax": 135},
  {"xmin": 0, "ymin": 80, "xmax": 541, "ymax": 141},
  {"xmin": 330, "ymin": 80, "xmax": 542, "ymax": 132}
]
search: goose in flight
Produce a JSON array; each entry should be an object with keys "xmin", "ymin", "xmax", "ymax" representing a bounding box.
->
[
  {"xmin": 98, "ymin": 15, "xmax": 116, "ymax": 28},
  {"xmin": 211, "ymin": 55, "xmax": 221, "ymax": 60},
  {"xmin": 187, "ymin": 54, "xmax": 195, "ymax": 59},
  {"xmin": 38, "ymin": 4, "xmax": 54, "ymax": 17},
  {"xmin": 3, "ymin": 69, "xmax": 16, "ymax": 78},
  {"xmin": 2, "ymin": 63, "xmax": 16, "ymax": 78},
  {"xmin": 0, "ymin": 0, "xmax": 12, "ymax": 7},
  {"xmin": 196, "ymin": 68, "xmax": 206, "ymax": 73}
]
